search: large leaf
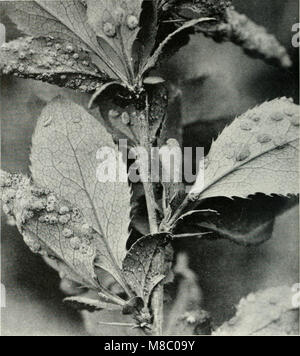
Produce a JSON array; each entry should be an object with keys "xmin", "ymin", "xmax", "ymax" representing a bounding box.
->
[
  {"xmin": 0, "ymin": 36, "xmax": 107, "ymax": 92},
  {"xmin": 30, "ymin": 96, "xmax": 132, "ymax": 291},
  {"xmin": 213, "ymin": 286, "xmax": 299, "ymax": 336},
  {"xmin": 175, "ymin": 194, "xmax": 298, "ymax": 246},
  {"xmin": 122, "ymin": 233, "xmax": 173, "ymax": 307},
  {"xmin": 189, "ymin": 98, "xmax": 299, "ymax": 200},
  {"xmin": 2, "ymin": 0, "xmax": 125, "ymax": 80},
  {"xmin": 0, "ymin": 171, "xmax": 99, "ymax": 290}
]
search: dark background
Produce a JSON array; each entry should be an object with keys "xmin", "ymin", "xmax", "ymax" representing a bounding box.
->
[{"xmin": 1, "ymin": 0, "xmax": 299, "ymax": 335}]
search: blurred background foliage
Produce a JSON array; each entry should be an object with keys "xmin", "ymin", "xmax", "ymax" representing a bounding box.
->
[{"xmin": 0, "ymin": 0, "xmax": 299, "ymax": 335}]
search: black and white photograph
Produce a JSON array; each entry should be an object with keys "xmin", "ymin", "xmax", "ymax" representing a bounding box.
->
[{"xmin": 0, "ymin": 0, "xmax": 299, "ymax": 339}]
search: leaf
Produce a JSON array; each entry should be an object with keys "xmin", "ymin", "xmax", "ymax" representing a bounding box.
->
[
  {"xmin": 64, "ymin": 296, "xmax": 122, "ymax": 312},
  {"xmin": 2, "ymin": 0, "xmax": 125, "ymax": 80},
  {"xmin": 30, "ymin": 96, "xmax": 132, "ymax": 292},
  {"xmin": 3, "ymin": 0, "xmax": 94, "ymax": 48},
  {"xmin": 44, "ymin": 255, "xmax": 93, "ymax": 288},
  {"xmin": 174, "ymin": 193, "xmax": 298, "ymax": 246},
  {"xmin": 88, "ymin": 81, "xmax": 126, "ymax": 109},
  {"xmin": 86, "ymin": 0, "xmax": 144, "ymax": 82},
  {"xmin": 0, "ymin": 171, "xmax": 99, "ymax": 290},
  {"xmin": 213, "ymin": 286, "xmax": 299, "ymax": 336},
  {"xmin": 142, "ymin": 17, "xmax": 215, "ymax": 74},
  {"xmin": 132, "ymin": 0, "xmax": 159, "ymax": 74},
  {"xmin": 122, "ymin": 233, "xmax": 172, "ymax": 307},
  {"xmin": 189, "ymin": 98, "xmax": 299, "ymax": 200},
  {"xmin": 198, "ymin": 9, "xmax": 292, "ymax": 69},
  {"xmin": 0, "ymin": 37, "xmax": 107, "ymax": 92}
]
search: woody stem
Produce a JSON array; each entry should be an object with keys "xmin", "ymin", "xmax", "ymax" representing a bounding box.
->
[{"xmin": 137, "ymin": 100, "xmax": 164, "ymax": 335}]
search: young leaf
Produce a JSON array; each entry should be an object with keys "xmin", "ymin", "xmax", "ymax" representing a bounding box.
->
[
  {"xmin": 0, "ymin": 171, "xmax": 99, "ymax": 290},
  {"xmin": 0, "ymin": 37, "xmax": 108, "ymax": 92},
  {"xmin": 30, "ymin": 96, "xmax": 132, "ymax": 292},
  {"xmin": 132, "ymin": 0, "xmax": 159, "ymax": 74},
  {"xmin": 64, "ymin": 296, "xmax": 122, "ymax": 312},
  {"xmin": 2, "ymin": 0, "xmax": 125, "ymax": 80},
  {"xmin": 122, "ymin": 233, "xmax": 173, "ymax": 307},
  {"xmin": 142, "ymin": 17, "xmax": 215, "ymax": 74},
  {"xmin": 213, "ymin": 286, "xmax": 299, "ymax": 336},
  {"xmin": 189, "ymin": 98, "xmax": 299, "ymax": 201}
]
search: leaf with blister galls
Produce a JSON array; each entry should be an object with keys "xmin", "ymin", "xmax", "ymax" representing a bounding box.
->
[
  {"xmin": 122, "ymin": 233, "xmax": 172, "ymax": 307},
  {"xmin": 2, "ymin": 0, "xmax": 127, "ymax": 81},
  {"xmin": 0, "ymin": 37, "xmax": 108, "ymax": 93},
  {"xmin": 86, "ymin": 0, "xmax": 143, "ymax": 83},
  {"xmin": 30, "ymin": 97, "xmax": 132, "ymax": 293},
  {"xmin": 0, "ymin": 171, "xmax": 99, "ymax": 290},
  {"xmin": 189, "ymin": 98, "xmax": 299, "ymax": 201}
]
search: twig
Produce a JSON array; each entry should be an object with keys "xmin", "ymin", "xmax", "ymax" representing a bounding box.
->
[{"xmin": 137, "ymin": 96, "xmax": 164, "ymax": 335}]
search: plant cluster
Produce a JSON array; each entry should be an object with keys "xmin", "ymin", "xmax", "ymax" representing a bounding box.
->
[{"xmin": 0, "ymin": 0, "xmax": 299, "ymax": 335}]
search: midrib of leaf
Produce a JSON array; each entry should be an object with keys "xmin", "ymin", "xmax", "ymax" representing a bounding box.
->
[
  {"xmin": 192, "ymin": 136, "xmax": 299, "ymax": 199},
  {"xmin": 117, "ymin": 29, "xmax": 134, "ymax": 84},
  {"xmin": 67, "ymin": 136, "xmax": 132, "ymax": 297},
  {"xmin": 199, "ymin": 220, "xmax": 275, "ymax": 246},
  {"xmin": 34, "ymin": 0, "xmax": 127, "ymax": 83}
]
